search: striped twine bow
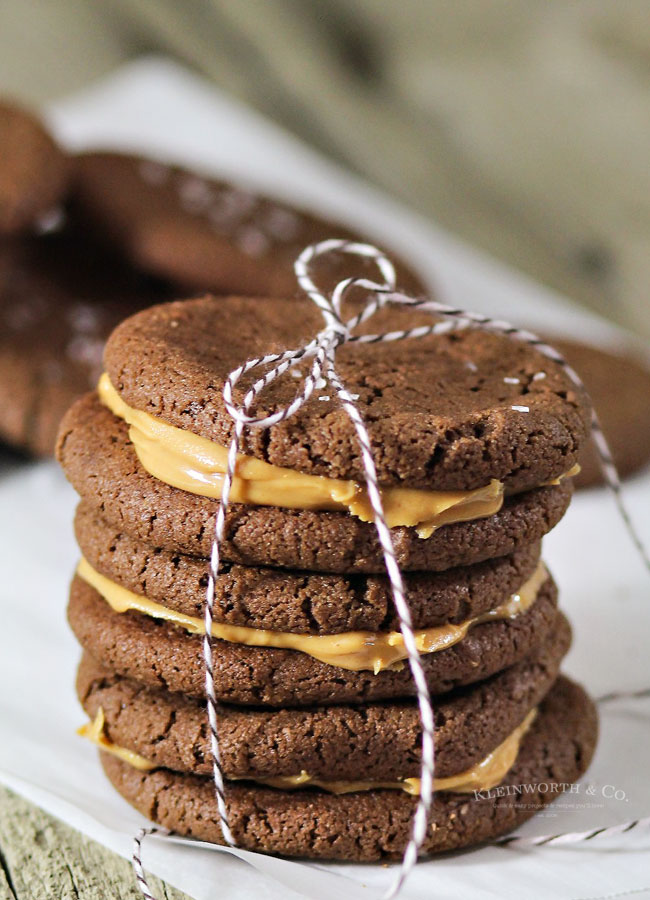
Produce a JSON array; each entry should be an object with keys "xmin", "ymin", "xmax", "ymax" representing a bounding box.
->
[{"xmin": 133, "ymin": 239, "xmax": 649, "ymax": 898}]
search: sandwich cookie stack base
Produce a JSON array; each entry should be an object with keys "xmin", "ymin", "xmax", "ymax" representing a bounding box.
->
[{"xmin": 57, "ymin": 260, "xmax": 598, "ymax": 863}]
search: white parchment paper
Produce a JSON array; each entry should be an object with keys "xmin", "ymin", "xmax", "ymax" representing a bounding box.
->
[{"xmin": 0, "ymin": 58, "xmax": 648, "ymax": 900}]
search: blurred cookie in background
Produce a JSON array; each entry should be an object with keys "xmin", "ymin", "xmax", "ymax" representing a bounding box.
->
[
  {"xmin": 0, "ymin": 100, "xmax": 70, "ymax": 235},
  {"xmin": 0, "ymin": 101, "xmax": 428, "ymax": 459},
  {"xmin": 71, "ymin": 152, "xmax": 427, "ymax": 298},
  {"xmin": 0, "ymin": 224, "xmax": 170, "ymax": 456},
  {"xmin": 549, "ymin": 338, "xmax": 650, "ymax": 489}
]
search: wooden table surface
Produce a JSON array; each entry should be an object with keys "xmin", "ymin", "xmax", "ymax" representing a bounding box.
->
[{"xmin": 0, "ymin": 787, "xmax": 190, "ymax": 900}]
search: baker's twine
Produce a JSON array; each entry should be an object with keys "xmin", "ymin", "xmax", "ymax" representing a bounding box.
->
[
  {"xmin": 132, "ymin": 239, "xmax": 649, "ymax": 898},
  {"xmin": 132, "ymin": 827, "xmax": 169, "ymax": 900}
]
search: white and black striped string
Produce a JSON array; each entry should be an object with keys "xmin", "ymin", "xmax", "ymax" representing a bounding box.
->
[
  {"xmin": 132, "ymin": 239, "xmax": 650, "ymax": 898},
  {"xmin": 132, "ymin": 827, "xmax": 169, "ymax": 900}
]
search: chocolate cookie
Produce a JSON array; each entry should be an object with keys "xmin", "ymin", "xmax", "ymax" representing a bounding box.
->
[
  {"xmin": 77, "ymin": 622, "xmax": 569, "ymax": 781},
  {"xmin": 0, "ymin": 101, "xmax": 70, "ymax": 234},
  {"xmin": 102, "ymin": 296, "xmax": 590, "ymax": 492},
  {"xmin": 67, "ymin": 573, "xmax": 561, "ymax": 706},
  {"xmin": 548, "ymin": 338, "xmax": 650, "ymax": 489},
  {"xmin": 75, "ymin": 503, "xmax": 542, "ymax": 632},
  {"xmin": 99, "ymin": 676, "xmax": 598, "ymax": 860},
  {"xmin": 58, "ymin": 393, "xmax": 573, "ymax": 573},
  {"xmin": 71, "ymin": 152, "xmax": 425, "ymax": 297},
  {"xmin": 0, "ymin": 226, "xmax": 170, "ymax": 455}
]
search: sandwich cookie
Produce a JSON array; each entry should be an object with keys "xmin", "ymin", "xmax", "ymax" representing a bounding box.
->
[
  {"xmin": 58, "ymin": 398, "xmax": 573, "ymax": 571},
  {"xmin": 0, "ymin": 100, "xmax": 70, "ymax": 234},
  {"xmin": 100, "ymin": 296, "xmax": 589, "ymax": 492},
  {"xmin": 57, "ymin": 293, "xmax": 587, "ymax": 571},
  {"xmin": 71, "ymin": 152, "xmax": 426, "ymax": 297},
  {"xmin": 75, "ymin": 503, "xmax": 544, "ymax": 632},
  {"xmin": 76, "ymin": 626, "xmax": 570, "ymax": 782},
  {"xmin": 98, "ymin": 677, "xmax": 598, "ymax": 860},
  {"xmin": 72, "ymin": 547, "xmax": 551, "ymax": 674},
  {"xmin": 67, "ymin": 569, "xmax": 562, "ymax": 706}
]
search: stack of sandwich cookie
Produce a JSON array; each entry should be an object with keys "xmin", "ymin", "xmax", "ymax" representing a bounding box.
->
[{"xmin": 58, "ymin": 293, "xmax": 598, "ymax": 860}]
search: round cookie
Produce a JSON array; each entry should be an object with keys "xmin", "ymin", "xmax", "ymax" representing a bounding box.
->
[
  {"xmin": 67, "ymin": 573, "xmax": 561, "ymax": 706},
  {"xmin": 99, "ymin": 676, "xmax": 598, "ymax": 860},
  {"xmin": 77, "ymin": 623, "xmax": 570, "ymax": 781},
  {"xmin": 58, "ymin": 394, "xmax": 573, "ymax": 573},
  {"xmin": 0, "ymin": 226, "xmax": 169, "ymax": 455},
  {"xmin": 71, "ymin": 152, "xmax": 426, "ymax": 297},
  {"xmin": 102, "ymin": 295, "xmax": 590, "ymax": 492},
  {"xmin": 547, "ymin": 338, "xmax": 650, "ymax": 489},
  {"xmin": 0, "ymin": 101, "xmax": 70, "ymax": 234},
  {"xmin": 75, "ymin": 503, "xmax": 542, "ymax": 632}
]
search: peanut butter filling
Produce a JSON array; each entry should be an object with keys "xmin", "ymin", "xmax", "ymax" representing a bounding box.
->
[
  {"xmin": 79, "ymin": 707, "xmax": 536, "ymax": 795},
  {"xmin": 77, "ymin": 708, "xmax": 154, "ymax": 771},
  {"xmin": 77, "ymin": 558, "xmax": 546, "ymax": 673},
  {"xmin": 98, "ymin": 373, "xmax": 504, "ymax": 537},
  {"xmin": 245, "ymin": 709, "xmax": 537, "ymax": 795}
]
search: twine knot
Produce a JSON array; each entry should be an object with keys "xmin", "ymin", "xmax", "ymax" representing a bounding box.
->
[{"xmin": 221, "ymin": 239, "xmax": 401, "ymax": 431}]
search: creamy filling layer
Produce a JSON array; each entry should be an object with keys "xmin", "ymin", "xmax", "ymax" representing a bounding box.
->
[
  {"xmin": 77, "ymin": 558, "xmax": 546, "ymax": 673},
  {"xmin": 78, "ymin": 709, "xmax": 154, "ymax": 771},
  {"xmin": 79, "ymin": 707, "xmax": 537, "ymax": 795},
  {"xmin": 98, "ymin": 373, "xmax": 504, "ymax": 538}
]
